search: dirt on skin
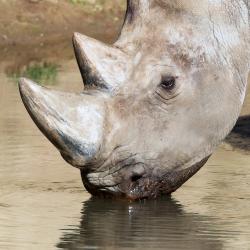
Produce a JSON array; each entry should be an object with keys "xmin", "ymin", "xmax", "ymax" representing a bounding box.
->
[{"xmin": 0, "ymin": 0, "xmax": 125, "ymax": 74}]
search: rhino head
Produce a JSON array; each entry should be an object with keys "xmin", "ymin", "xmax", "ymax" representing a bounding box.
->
[{"xmin": 19, "ymin": 0, "xmax": 249, "ymax": 199}]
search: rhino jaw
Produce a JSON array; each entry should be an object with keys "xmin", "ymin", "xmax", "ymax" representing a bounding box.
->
[{"xmin": 19, "ymin": 78, "xmax": 105, "ymax": 167}]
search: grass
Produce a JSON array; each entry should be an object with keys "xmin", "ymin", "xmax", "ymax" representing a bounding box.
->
[{"xmin": 9, "ymin": 62, "xmax": 59, "ymax": 85}]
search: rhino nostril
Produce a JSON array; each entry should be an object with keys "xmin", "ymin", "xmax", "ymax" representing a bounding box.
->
[
  {"xmin": 130, "ymin": 164, "xmax": 145, "ymax": 182},
  {"xmin": 131, "ymin": 174, "xmax": 143, "ymax": 182}
]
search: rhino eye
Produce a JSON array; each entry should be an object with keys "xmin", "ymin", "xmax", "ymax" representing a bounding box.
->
[{"xmin": 160, "ymin": 76, "xmax": 176, "ymax": 91}]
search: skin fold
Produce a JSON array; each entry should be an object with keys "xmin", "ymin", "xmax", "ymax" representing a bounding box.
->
[{"xmin": 19, "ymin": 0, "xmax": 249, "ymax": 200}]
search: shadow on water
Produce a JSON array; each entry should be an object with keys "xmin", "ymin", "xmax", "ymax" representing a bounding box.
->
[
  {"xmin": 226, "ymin": 115, "xmax": 250, "ymax": 152},
  {"xmin": 57, "ymin": 197, "xmax": 223, "ymax": 250}
]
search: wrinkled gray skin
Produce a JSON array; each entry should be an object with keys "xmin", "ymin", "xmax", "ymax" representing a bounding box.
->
[{"xmin": 19, "ymin": 0, "xmax": 249, "ymax": 199}]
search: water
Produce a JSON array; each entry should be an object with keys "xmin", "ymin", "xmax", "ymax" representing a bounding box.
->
[{"xmin": 1, "ymin": 57, "xmax": 250, "ymax": 250}]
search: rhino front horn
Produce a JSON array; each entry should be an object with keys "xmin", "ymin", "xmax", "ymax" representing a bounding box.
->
[
  {"xmin": 19, "ymin": 78, "xmax": 105, "ymax": 167},
  {"xmin": 72, "ymin": 32, "xmax": 129, "ymax": 92}
]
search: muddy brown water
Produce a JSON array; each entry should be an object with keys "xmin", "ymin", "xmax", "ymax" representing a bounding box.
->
[{"xmin": 1, "ymin": 56, "xmax": 250, "ymax": 249}]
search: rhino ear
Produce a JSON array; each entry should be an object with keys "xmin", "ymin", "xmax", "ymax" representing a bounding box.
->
[{"xmin": 72, "ymin": 32, "xmax": 129, "ymax": 93}]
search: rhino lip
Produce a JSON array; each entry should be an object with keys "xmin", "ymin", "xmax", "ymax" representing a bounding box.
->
[
  {"xmin": 80, "ymin": 156, "xmax": 211, "ymax": 200},
  {"xmin": 80, "ymin": 150, "xmax": 146, "ymax": 195}
]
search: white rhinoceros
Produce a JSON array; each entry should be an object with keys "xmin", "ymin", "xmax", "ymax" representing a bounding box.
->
[{"xmin": 19, "ymin": 0, "xmax": 249, "ymax": 199}]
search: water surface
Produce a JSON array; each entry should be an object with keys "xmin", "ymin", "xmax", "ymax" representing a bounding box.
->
[{"xmin": 1, "ymin": 59, "xmax": 250, "ymax": 250}]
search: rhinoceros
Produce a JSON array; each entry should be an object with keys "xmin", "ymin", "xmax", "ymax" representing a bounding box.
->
[{"xmin": 19, "ymin": 0, "xmax": 249, "ymax": 200}]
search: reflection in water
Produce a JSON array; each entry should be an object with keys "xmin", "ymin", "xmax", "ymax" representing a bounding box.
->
[
  {"xmin": 57, "ymin": 197, "xmax": 223, "ymax": 250},
  {"xmin": 226, "ymin": 115, "xmax": 250, "ymax": 152}
]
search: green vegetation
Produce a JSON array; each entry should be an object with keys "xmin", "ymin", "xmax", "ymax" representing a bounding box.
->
[{"xmin": 9, "ymin": 62, "xmax": 59, "ymax": 85}]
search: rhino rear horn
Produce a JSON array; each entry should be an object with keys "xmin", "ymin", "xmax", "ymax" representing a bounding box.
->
[
  {"xmin": 72, "ymin": 32, "xmax": 129, "ymax": 93},
  {"xmin": 123, "ymin": 0, "xmax": 150, "ymax": 27}
]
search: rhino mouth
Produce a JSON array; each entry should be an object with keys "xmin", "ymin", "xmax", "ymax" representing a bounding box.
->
[{"xmin": 81, "ymin": 156, "xmax": 210, "ymax": 200}]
